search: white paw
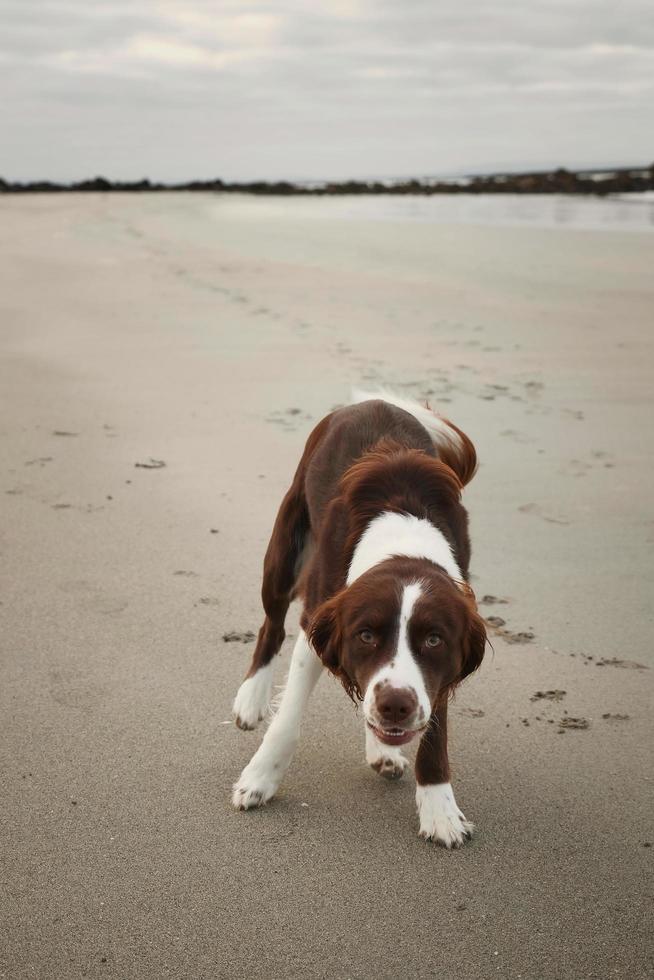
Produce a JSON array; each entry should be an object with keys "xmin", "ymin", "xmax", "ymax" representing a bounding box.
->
[
  {"xmin": 232, "ymin": 758, "xmax": 280, "ymax": 810},
  {"xmin": 371, "ymin": 755, "xmax": 409, "ymax": 780},
  {"xmin": 416, "ymin": 783, "xmax": 474, "ymax": 848},
  {"xmin": 367, "ymin": 746, "xmax": 408, "ymax": 780},
  {"xmin": 365, "ymin": 726, "xmax": 408, "ymax": 779},
  {"xmin": 232, "ymin": 665, "xmax": 273, "ymax": 730}
]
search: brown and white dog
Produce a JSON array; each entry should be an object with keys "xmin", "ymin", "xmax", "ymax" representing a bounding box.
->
[{"xmin": 231, "ymin": 391, "xmax": 487, "ymax": 847}]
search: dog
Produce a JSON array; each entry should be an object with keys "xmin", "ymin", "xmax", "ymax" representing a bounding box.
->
[{"xmin": 231, "ymin": 390, "xmax": 486, "ymax": 847}]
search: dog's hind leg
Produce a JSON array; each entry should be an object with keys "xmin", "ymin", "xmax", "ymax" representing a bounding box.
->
[
  {"xmin": 232, "ymin": 411, "xmax": 333, "ymax": 730},
  {"xmin": 232, "ymin": 480, "xmax": 310, "ymax": 730}
]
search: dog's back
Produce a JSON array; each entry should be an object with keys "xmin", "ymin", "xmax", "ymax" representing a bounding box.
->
[
  {"xmin": 303, "ymin": 397, "xmax": 436, "ymax": 526},
  {"xmin": 303, "ymin": 391, "xmax": 477, "ymax": 530}
]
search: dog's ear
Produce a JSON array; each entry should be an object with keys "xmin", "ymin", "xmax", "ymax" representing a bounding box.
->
[
  {"xmin": 308, "ymin": 596, "xmax": 362, "ymax": 702},
  {"xmin": 460, "ymin": 608, "xmax": 487, "ymax": 680},
  {"xmin": 307, "ymin": 597, "xmax": 342, "ymax": 673}
]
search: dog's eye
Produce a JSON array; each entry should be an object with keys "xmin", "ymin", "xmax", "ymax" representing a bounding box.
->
[
  {"xmin": 358, "ymin": 629, "xmax": 375, "ymax": 644},
  {"xmin": 425, "ymin": 633, "xmax": 442, "ymax": 648}
]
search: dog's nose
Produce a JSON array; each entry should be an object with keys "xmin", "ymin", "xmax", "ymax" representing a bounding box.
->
[{"xmin": 376, "ymin": 686, "xmax": 418, "ymax": 726}]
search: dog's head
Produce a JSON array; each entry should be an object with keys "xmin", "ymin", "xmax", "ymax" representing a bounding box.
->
[{"xmin": 307, "ymin": 557, "xmax": 486, "ymax": 745}]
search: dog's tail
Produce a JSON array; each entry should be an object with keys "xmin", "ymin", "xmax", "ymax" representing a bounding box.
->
[{"xmin": 351, "ymin": 387, "xmax": 478, "ymax": 487}]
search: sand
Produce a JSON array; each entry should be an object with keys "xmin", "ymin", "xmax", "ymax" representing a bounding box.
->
[{"xmin": 1, "ymin": 192, "xmax": 652, "ymax": 980}]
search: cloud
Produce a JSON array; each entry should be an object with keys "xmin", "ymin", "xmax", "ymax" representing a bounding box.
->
[{"xmin": 1, "ymin": 0, "xmax": 652, "ymax": 180}]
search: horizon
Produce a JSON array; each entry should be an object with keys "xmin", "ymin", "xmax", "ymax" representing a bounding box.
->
[{"xmin": 3, "ymin": 160, "xmax": 652, "ymax": 188}]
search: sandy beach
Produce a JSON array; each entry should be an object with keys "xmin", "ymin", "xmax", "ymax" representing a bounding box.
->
[{"xmin": 1, "ymin": 192, "xmax": 652, "ymax": 979}]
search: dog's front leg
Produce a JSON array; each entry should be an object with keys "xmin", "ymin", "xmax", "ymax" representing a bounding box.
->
[
  {"xmin": 415, "ymin": 701, "xmax": 474, "ymax": 848},
  {"xmin": 232, "ymin": 631, "xmax": 323, "ymax": 809}
]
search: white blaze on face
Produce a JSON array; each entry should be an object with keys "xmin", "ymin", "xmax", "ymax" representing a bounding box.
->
[{"xmin": 363, "ymin": 581, "xmax": 431, "ymax": 729}]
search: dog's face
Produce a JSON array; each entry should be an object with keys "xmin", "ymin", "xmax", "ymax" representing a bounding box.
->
[{"xmin": 308, "ymin": 559, "xmax": 486, "ymax": 746}]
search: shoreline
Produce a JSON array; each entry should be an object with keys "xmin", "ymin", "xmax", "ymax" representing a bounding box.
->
[{"xmin": 2, "ymin": 164, "xmax": 653, "ymax": 197}]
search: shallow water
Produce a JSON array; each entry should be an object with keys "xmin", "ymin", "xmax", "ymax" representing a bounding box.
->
[{"xmin": 212, "ymin": 191, "xmax": 654, "ymax": 232}]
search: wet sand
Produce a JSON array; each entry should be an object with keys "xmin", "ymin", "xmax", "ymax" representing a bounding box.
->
[{"xmin": 1, "ymin": 193, "xmax": 652, "ymax": 979}]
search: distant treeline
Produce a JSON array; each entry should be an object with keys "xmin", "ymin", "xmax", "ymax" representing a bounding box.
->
[{"xmin": 1, "ymin": 166, "xmax": 653, "ymax": 196}]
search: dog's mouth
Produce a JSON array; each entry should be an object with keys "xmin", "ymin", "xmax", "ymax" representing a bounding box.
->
[{"xmin": 367, "ymin": 722, "xmax": 422, "ymax": 746}]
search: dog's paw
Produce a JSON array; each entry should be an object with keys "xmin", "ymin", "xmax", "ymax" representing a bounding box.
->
[
  {"xmin": 370, "ymin": 753, "xmax": 409, "ymax": 780},
  {"xmin": 365, "ymin": 729, "xmax": 408, "ymax": 780},
  {"xmin": 232, "ymin": 666, "xmax": 272, "ymax": 731},
  {"xmin": 416, "ymin": 783, "xmax": 474, "ymax": 849},
  {"xmin": 232, "ymin": 760, "xmax": 279, "ymax": 810}
]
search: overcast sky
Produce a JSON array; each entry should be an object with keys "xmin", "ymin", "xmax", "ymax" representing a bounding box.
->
[{"xmin": 2, "ymin": 0, "xmax": 653, "ymax": 182}]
